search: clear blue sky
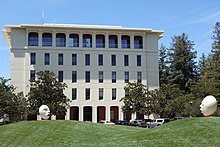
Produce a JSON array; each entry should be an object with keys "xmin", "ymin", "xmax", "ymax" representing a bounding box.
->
[{"xmin": 1, "ymin": 0, "xmax": 220, "ymax": 79}]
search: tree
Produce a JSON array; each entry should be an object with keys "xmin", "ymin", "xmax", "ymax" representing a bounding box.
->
[
  {"xmin": 195, "ymin": 22, "xmax": 220, "ymax": 102},
  {"xmin": 198, "ymin": 53, "xmax": 206, "ymax": 73},
  {"xmin": 147, "ymin": 88, "xmax": 167, "ymax": 117},
  {"xmin": 168, "ymin": 33, "xmax": 197, "ymax": 93},
  {"xmin": 159, "ymin": 44, "xmax": 169, "ymax": 86},
  {"xmin": 0, "ymin": 77, "xmax": 28, "ymax": 121},
  {"xmin": 27, "ymin": 71, "xmax": 70, "ymax": 116},
  {"xmin": 156, "ymin": 85, "xmax": 188, "ymax": 117},
  {"xmin": 211, "ymin": 22, "xmax": 220, "ymax": 63},
  {"xmin": 120, "ymin": 82, "xmax": 152, "ymax": 117}
]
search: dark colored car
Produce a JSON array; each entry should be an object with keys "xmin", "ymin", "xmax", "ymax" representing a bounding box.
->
[
  {"xmin": 130, "ymin": 120, "xmax": 148, "ymax": 128},
  {"xmin": 115, "ymin": 120, "xmax": 129, "ymax": 125}
]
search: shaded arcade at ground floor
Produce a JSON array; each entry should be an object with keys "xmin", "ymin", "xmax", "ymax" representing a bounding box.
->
[{"xmin": 68, "ymin": 105, "xmax": 145, "ymax": 123}]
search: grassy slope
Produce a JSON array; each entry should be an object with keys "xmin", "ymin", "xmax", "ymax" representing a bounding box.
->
[{"xmin": 0, "ymin": 117, "xmax": 220, "ymax": 147}]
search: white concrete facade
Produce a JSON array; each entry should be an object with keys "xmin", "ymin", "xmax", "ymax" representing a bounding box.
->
[{"xmin": 2, "ymin": 24, "xmax": 163, "ymax": 122}]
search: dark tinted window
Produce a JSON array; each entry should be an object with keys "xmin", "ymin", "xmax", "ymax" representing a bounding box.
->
[
  {"xmin": 56, "ymin": 33, "xmax": 66, "ymax": 47},
  {"xmin": 134, "ymin": 36, "xmax": 143, "ymax": 49},
  {"xmin": 85, "ymin": 71, "xmax": 90, "ymax": 83},
  {"xmin": 72, "ymin": 54, "xmax": 77, "ymax": 65},
  {"xmin": 109, "ymin": 35, "xmax": 118, "ymax": 48},
  {"xmin": 58, "ymin": 53, "xmax": 63, "ymax": 65},
  {"xmin": 137, "ymin": 55, "xmax": 141, "ymax": 66},
  {"xmin": 86, "ymin": 88, "xmax": 90, "ymax": 100},
  {"xmin": 83, "ymin": 34, "xmax": 92, "ymax": 47},
  {"xmin": 30, "ymin": 53, "xmax": 36, "ymax": 65},
  {"xmin": 69, "ymin": 34, "xmax": 79, "ymax": 47},
  {"xmin": 72, "ymin": 71, "xmax": 77, "ymax": 83},
  {"xmin": 42, "ymin": 33, "xmax": 52, "ymax": 46},
  {"xmin": 28, "ymin": 32, "xmax": 38, "ymax": 46},
  {"xmin": 98, "ymin": 54, "xmax": 103, "ymax": 66},
  {"xmin": 124, "ymin": 55, "xmax": 129, "ymax": 66},
  {"xmin": 45, "ymin": 53, "xmax": 50, "ymax": 65},
  {"xmin": 111, "ymin": 55, "xmax": 116, "ymax": 66},
  {"xmin": 96, "ymin": 35, "xmax": 105, "ymax": 48},
  {"xmin": 72, "ymin": 88, "xmax": 77, "ymax": 100},
  {"xmin": 85, "ymin": 54, "xmax": 90, "ymax": 66},
  {"xmin": 58, "ymin": 71, "xmax": 63, "ymax": 82}
]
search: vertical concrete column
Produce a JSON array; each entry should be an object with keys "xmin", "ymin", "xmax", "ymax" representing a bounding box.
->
[
  {"xmin": 105, "ymin": 33, "xmax": 109, "ymax": 49},
  {"xmin": 106, "ymin": 106, "xmax": 110, "ymax": 121},
  {"xmin": 66, "ymin": 32, "xmax": 69, "ymax": 47},
  {"xmin": 79, "ymin": 32, "xmax": 83, "ymax": 48},
  {"xmin": 92, "ymin": 32, "xmax": 96, "ymax": 49},
  {"xmin": 118, "ymin": 106, "xmax": 124, "ymax": 120},
  {"xmin": 79, "ymin": 106, "xmax": 84, "ymax": 121},
  {"xmin": 130, "ymin": 33, "xmax": 134, "ymax": 49},
  {"xmin": 39, "ymin": 30, "xmax": 42, "ymax": 47},
  {"xmin": 131, "ymin": 113, "xmax": 136, "ymax": 120},
  {"xmin": 118, "ymin": 34, "xmax": 121, "ymax": 49},
  {"xmin": 52, "ymin": 30, "xmax": 56, "ymax": 47},
  {"xmin": 26, "ymin": 29, "xmax": 29, "ymax": 47},
  {"xmin": 93, "ymin": 106, "xmax": 97, "ymax": 123},
  {"xmin": 142, "ymin": 35, "xmax": 146, "ymax": 50},
  {"xmin": 65, "ymin": 107, "xmax": 70, "ymax": 120}
]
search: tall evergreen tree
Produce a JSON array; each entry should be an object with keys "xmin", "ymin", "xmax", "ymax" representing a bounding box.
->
[
  {"xmin": 159, "ymin": 44, "xmax": 169, "ymax": 86},
  {"xmin": 211, "ymin": 22, "xmax": 220, "ymax": 63},
  {"xmin": 197, "ymin": 22, "xmax": 220, "ymax": 100},
  {"xmin": 168, "ymin": 33, "xmax": 197, "ymax": 93},
  {"xmin": 198, "ymin": 53, "xmax": 206, "ymax": 74}
]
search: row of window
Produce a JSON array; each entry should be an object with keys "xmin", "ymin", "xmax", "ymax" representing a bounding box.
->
[
  {"xmin": 30, "ymin": 70, "xmax": 142, "ymax": 84},
  {"xmin": 30, "ymin": 53, "xmax": 142, "ymax": 66},
  {"xmin": 28, "ymin": 32, "xmax": 143, "ymax": 49},
  {"xmin": 71, "ymin": 88, "xmax": 118, "ymax": 101}
]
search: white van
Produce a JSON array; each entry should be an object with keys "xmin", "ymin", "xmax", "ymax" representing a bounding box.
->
[{"xmin": 147, "ymin": 118, "xmax": 170, "ymax": 128}]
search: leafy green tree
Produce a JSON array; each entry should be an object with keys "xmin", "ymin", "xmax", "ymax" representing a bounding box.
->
[
  {"xmin": 27, "ymin": 71, "xmax": 70, "ymax": 116},
  {"xmin": 120, "ymin": 82, "xmax": 153, "ymax": 117},
  {"xmin": 168, "ymin": 33, "xmax": 197, "ymax": 93},
  {"xmin": 147, "ymin": 88, "xmax": 167, "ymax": 117},
  {"xmin": 0, "ymin": 77, "xmax": 28, "ymax": 121}
]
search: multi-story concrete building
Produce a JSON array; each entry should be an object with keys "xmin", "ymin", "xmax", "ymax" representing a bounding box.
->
[{"xmin": 2, "ymin": 24, "xmax": 163, "ymax": 122}]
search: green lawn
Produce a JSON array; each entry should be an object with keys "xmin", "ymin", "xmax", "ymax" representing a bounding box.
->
[{"xmin": 0, "ymin": 117, "xmax": 220, "ymax": 147}]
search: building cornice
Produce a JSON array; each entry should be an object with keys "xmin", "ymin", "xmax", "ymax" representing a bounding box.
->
[{"xmin": 4, "ymin": 23, "xmax": 164, "ymax": 36}]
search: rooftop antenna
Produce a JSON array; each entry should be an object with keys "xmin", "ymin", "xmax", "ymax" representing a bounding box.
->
[{"xmin": 41, "ymin": 9, "xmax": 45, "ymax": 24}]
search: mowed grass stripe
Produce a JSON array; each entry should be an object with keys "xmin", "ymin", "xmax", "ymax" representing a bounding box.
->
[{"xmin": 0, "ymin": 117, "xmax": 220, "ymax": 147}]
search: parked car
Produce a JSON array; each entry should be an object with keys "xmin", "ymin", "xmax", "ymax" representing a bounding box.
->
[
  {"xmin": 115, "ymin": 120, "xmax": 129, "ymax": 125},
  {"xmin": 129, "ymin": 120, "xmax": 148, "ymax": 128},
  {"xmin": 147, "ymin": 118, "xmax": 170, "ymax": 128},
  {"xmin": 98, "ymin": 120, "xmax": 115, "ymax": 125}
]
